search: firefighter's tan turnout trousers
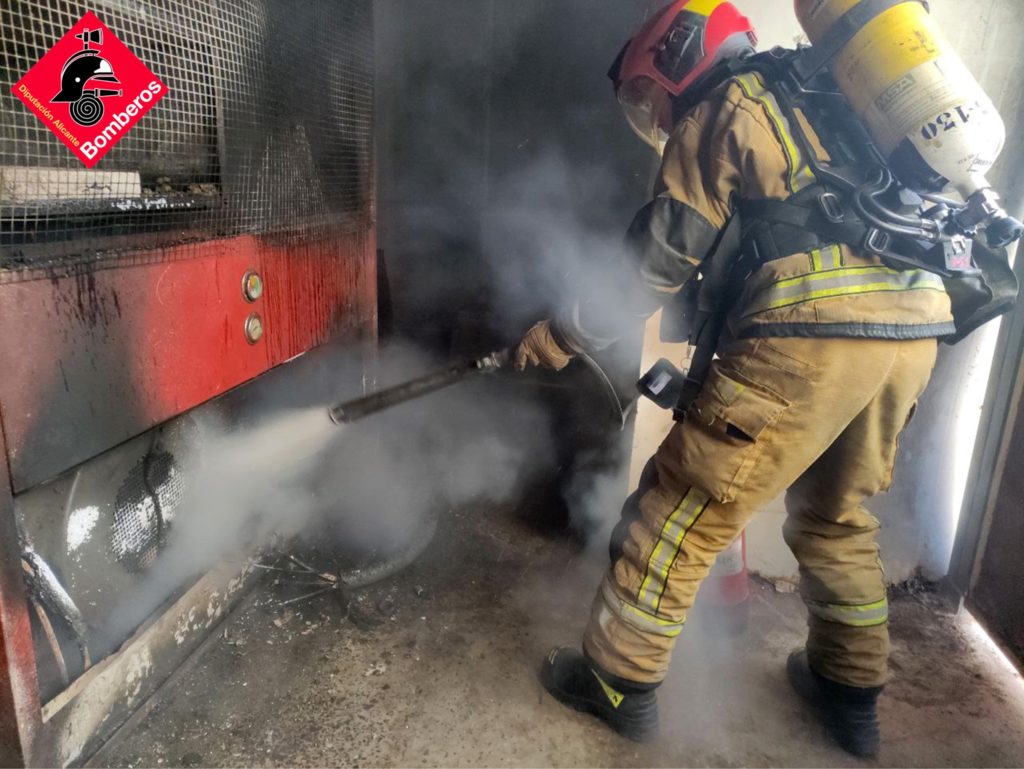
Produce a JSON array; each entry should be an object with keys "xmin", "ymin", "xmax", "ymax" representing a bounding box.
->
[{"xmin": 583, "ymin": 335, "xmax": 937, "ymax": 689}]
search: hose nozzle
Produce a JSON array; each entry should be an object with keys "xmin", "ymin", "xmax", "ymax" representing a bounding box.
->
[{"xmin": 328, "ymin": 348, "xmax": 511, "ymax": 425}]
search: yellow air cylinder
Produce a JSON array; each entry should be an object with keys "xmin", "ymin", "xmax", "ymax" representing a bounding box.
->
[{"xmin": 794, "ymin": 0, "xmax": 1006, "ymax": 198}]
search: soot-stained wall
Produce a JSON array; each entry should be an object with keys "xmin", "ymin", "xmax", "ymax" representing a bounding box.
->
[{"xmin": 375, "ymin": 0, "xmax": 652, "ymax": 353}]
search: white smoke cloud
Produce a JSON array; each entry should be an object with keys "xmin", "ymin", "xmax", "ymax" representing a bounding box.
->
[{"xmin": 103, "ymin": 343, "xmax": 555, "ymax": 646}]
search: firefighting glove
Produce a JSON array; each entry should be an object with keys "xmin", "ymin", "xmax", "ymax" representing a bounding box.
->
[{"xmin": 514, "ymin": 320, "xmax": 575, "ymax": 372}]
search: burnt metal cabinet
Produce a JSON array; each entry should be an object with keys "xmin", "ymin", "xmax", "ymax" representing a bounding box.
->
[{"xmin": 0, "ymin": 1, "xmax": 376, "ymax": 765}]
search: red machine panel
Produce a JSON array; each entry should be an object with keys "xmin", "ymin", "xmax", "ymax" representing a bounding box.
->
[
  {"xmin": 0, "ymin": 231, "xmax": 376, "ymax": 492},
  {"xmin": 261, "ymin": 230, "xmax": 378, "ymax": 364}
]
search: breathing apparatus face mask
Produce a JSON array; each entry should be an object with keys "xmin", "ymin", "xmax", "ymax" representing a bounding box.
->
[{"xmin": 617, "ymin": 75, "xmax": 672, "ymax": 155}]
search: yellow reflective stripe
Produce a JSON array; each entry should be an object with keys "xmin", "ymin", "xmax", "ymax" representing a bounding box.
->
[
  {"xmin": 735, "ymin": 73, "xmax": 816, "ymax": 194},
  {"xmin": 682, "ymin": 0, "xmax": 726, "ymax": 16},
  {"xmin": 807, "ymin": 598, "xmax": 889, "ymax": 627},
  {"xmin": 744, "ymin": 266, "xmax": 947, "ymax": 317},
  {"xmin": 825, "ymin": 245, "xmax": 842, "ymax": 270},
  {"xmin": 621, "ymin": 604, "xmax": 685, "ymax": 637},
  {"xmin": 637, "ymin": 488, "xmax": 710, "ymax": 612},
  {"xmin": 810, "ymin": 244, "xmax": 841, "ymax": 271},
  {"xmin": 776, "ymin": 282, "xmax": 920, "ymax": 306},
  {"xmin": 601, "ymin": 580, "xmax": 686, "ymax": 638},
  {"xmin": 772, "ymin": 266, "xmax": 896, "ymax": 292},
  {"xmin": 592, "ymin": 672, "xmax": 625, "ymax": 708},
  {"xmin": 810, "ymin": 249, "xmax": 823, "ymax": 272}
]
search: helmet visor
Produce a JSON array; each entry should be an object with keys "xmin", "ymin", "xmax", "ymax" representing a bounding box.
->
[{"xmin": 618, "ymin": 75, "xmax": 671, "ymax": 154}]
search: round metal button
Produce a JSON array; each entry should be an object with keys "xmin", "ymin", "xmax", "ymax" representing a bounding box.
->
[
  {"xmin": 242, "ymin": 270, "xmax": 264, "ymax": 302},
  {"xmin": 244, "ymin": 312, "xmax": 264, "ymax": 344}
]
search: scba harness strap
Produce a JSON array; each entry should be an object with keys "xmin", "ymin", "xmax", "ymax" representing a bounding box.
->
[{"xmin": 739, "ymin": 188, "xmax": 859, "ymax": 267}]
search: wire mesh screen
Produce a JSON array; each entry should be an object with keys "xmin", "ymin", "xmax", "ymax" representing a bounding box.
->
[
  {"xmin": 0, "ymin": 0, "xmax": 374, "ymax": 276},
  {"xmin": 111, "ymin": 448, "xmax": 183, "ymax": 573}
]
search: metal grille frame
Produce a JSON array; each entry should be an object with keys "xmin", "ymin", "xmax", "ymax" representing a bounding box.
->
[{"xmin": 1, "ymin": 0, "xmax": 375, "ymax": 279}]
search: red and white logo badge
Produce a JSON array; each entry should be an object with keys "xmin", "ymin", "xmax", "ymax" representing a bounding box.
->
[{"xmin": 11, "ymin": 11, "xmax": 168, "ymax": 168}]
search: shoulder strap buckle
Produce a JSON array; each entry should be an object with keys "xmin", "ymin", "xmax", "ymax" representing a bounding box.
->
[
  {"xmin": 818, "ymin": 191, "xmax": 845, "ymax": 223},
  {"xmin": 865, "ymin": 228, "xmax": 891, "ymax": 255}
]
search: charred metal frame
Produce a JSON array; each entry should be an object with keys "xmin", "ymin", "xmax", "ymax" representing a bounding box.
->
[{"xmin": 0, "ymin": 417, "xmax": 40, "ymax": 768}]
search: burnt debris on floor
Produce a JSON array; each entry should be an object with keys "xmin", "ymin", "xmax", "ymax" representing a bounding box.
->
[{"xmin": 96, "ymin": 500, "xmax": 1024, "ymax": 769}]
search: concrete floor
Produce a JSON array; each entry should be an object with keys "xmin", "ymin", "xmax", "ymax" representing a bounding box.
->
[{"xmin": 96, "ymin": 502, "xmax": 1024, "ymax": 768}]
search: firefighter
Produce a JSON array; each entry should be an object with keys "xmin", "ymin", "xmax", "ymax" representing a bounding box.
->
[{"xmin": 515, "ymin": 0, "xmax": 968, "ymax": 758}]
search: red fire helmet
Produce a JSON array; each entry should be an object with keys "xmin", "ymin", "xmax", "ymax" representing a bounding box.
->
[{"xmin": 610, "ymin": 0, "xmax": 757, "ymax": 151}]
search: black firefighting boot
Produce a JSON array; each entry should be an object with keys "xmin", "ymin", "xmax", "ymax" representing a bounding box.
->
[
  {"xmin": 540, "ymin": 647, "xmax": 658, "ymax": 742},
  {"xmin": 787, "ymin": 649, "xmax": 883, "ymax": 759}
]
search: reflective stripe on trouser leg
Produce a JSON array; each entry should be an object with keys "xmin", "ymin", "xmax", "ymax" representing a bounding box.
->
[
  {"xmin": 583, "ymin": 481, "xmax": 730, "ymax": 684},
  {"xmin": 598, "ymin": 579, "xmax": 686, "ymax": 639},
  {"xmin": 636, "ymin": 487, "xmax": 711, "ymax": 614},
  {"xmin": 582, "ymin": 489, "xmax": 711, "ymax": 684},
  {"xmin": 582, "ymin": 574, "xmax": 691, "ymax": 686},
  {"xmin": 806, "ymin": 598, "xmax": 888, "ymax": 627}
]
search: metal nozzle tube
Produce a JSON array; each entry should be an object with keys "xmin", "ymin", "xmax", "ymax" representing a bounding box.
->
[
  {"xmin": 328, "ymin": 348, "xmax": 511, "ymax": 425},
  {"xmin": 330, "ymin": 364, "xmax": 472, "ymax": 424}
]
